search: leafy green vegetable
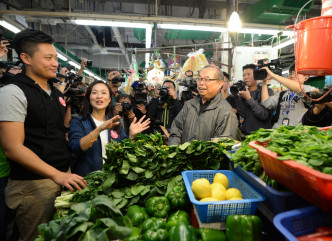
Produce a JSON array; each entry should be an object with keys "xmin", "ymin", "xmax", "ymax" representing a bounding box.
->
[
  {"xmin": 231, "ymin": 125, "xmax": 332, "ymax": 191},
  {"xmin": 70, "ymin": 133, "xmax": 235, "ymax": 210},
  {"xmin": 36, "ymin": 195, "xmax": 132, "ymax": 241}
]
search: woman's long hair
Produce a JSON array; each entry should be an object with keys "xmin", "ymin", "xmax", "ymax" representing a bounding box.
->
[{"xmin": 80, "ymin": 80, "xmax": 115, "ymax": 121}]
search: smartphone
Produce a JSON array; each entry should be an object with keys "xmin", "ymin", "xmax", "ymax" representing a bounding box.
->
[{"xmin": 86, "ymin": 60, "xmax": 92, "ymax": 67}]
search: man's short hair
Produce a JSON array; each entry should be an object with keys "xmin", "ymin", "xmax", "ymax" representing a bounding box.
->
[
  {"xmin": 13, "ymin": 29, "xmax": 54, "ymax": 59},
  {"xmin": 116, "ymin": 93, "xmax": 131, "ymax": 103},
  {"xmin": 106, "ymin": 69, "xmax": 121, "ymax": 77},
  {"xmin": 202, "ymin": 65, "xmax": 224, "ymax": 81},
  {"xmin": 223, "ymin": 72, "xmax": 230, "ymax": 81},
  {"xmin": 289, "ymin": 63, "xmax": 295, "ymax": 73},
  {"xmin": 163, "ymin": 80, "xmax": 176, "ymax": 90},
  {"xmin": 242, "ymin": 64, "xmax": 256, "ymax": 71}
]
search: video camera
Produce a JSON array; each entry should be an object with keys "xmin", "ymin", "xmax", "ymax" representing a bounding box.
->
[
  {"xmin": 253, "ymin": 59, "xmax": 282, "ymax": 80},
  {"xmin": 65, "ymin": 87, "xmax": 86, "ymax": 106},
  {"xmin": 133, "ymin": 81, "xmax": 147, "ymax": 105},
  {"xmin": 67, "ymin": 72, "xmax": 83, "ymax": 85},
  {"xmin": 306, "ymin": 84, "xmax": 332, "ymax": 104},
  {"xmin": 179, "ymin": 70, "xmax": 198, "ymax": 101},
  {"xmin": 111, "ymin": 76, "xmax": 126, "ymax": 85},
  {"xmin": 230, "ymin": 80, "xmax": 246, "ymax": 95}
]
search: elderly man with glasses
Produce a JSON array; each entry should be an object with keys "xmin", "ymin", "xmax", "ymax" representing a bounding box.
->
[{"xmin": 168, "ymin": 65, "xmax": 238, "ymax": 145}]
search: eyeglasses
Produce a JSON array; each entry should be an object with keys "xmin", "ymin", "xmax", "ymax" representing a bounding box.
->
[{"xmin": 198, "ymin": 77, "xmax": 219, "ymax": 83}]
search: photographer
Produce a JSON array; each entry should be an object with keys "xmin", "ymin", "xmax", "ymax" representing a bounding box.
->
[
  {"xmin": 107, "ymin": 70, "xmax": 124, "ymax": 102},
  {"xmin": 179, "ymin": 70, "xmax": 198, "ymax": 104},
  {"xmin": 261, "ymin": 63, "xmax": 316, "ymax": 128},
  {"xmin": 233, "ymin": 64, "xmax": 274, "ymax": 136},
  {"xmin": 148, "ymin": 80, "xmax": 183, "ymax": 133},
  {"xmin": 115, "ymin": 93, "xmax": 136, "ymax": 136},
  {"xmin": 55, "ymin": 66, "xmax": 69, "ymax": 93},
  {"xmin": 131, "ymin": 80, "xmax": 149, "ymax": 120}
]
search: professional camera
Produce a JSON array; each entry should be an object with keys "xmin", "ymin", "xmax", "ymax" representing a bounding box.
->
[
  {"xmin": 230, "ymin": 80, "xmax": 246, "ymax": 95},
  {"xmin": 67, "ymin": 72, "xmax": 83, "ymax": 84},
  {"xmin": 111, "ymin": 76, "xmax": 126, "ymax": 84},
  {"xmin": 179, "ymin": 72, "xmax": 198, "ymax": 101},
  {"xmin": 159, "ymin": 87, "xmax": 170, "ymax": 99},
  {"xmin": 121, "ymin": 101, "xmax": 133, "ymax": 112},
  {"xmin": 133, "ymin": 81, "xmax": 147, "ymax": 105},
  {"xmin": 65, "ymin": 87, "xmax": 86, "ymax": 106},
  {"xmin": 306, "ymin": 84, "xmax": 332, "ymax": 104},
  {"xmin": 86, "ymin": 60, "xmax": 92, "ymax": 67},
  {"xmin": 253, "ymin": 59, "xmax": 282, "ymax": 80}
]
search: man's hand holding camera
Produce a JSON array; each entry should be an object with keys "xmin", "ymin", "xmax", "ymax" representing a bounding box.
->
[
  {"xmin": 313, "ymin": 101, "xmax": 332, "ymax": 115},
  {"xmin": 239, "ymin": 86, "xmax": 252, "ymax": 100},
  {"xmin": 0, "ymin": 40, "xmax": 9, "ymax": 58}
]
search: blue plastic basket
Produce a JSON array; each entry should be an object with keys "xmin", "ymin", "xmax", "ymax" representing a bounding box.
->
[
  {"xmin": 274, "ymin": 206, "xmax": 332, "ymax": 241},
  {"xmin": 234, "ymin": 166, "xmax": 309, "ymax": 214},
  {"xmin": 182, "ymin": 170, "xmax": 265, "ymax": 223}
]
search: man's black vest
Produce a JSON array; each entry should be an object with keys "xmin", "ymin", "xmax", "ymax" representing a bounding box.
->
[{"xmin": 7, "ymin": 74, "xmax": 70, "ymax": 180}]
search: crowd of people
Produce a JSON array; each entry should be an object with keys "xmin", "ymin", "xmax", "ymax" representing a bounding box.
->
[{"xmin": 0, "ymin": 29, "xmax": 331, "ymax": 241}]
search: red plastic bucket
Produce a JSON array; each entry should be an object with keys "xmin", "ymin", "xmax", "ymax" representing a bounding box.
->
[{"xmin": 294, "ymin": 16, "xmax": 332, "ymax": 76}]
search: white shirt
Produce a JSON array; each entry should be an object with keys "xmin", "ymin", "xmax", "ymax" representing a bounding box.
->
[{"xmin": 91, "ymin": 116, "xmax": 108, "ymax": 163}]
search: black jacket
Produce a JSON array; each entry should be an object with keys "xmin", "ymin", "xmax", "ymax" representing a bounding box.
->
[
  {"xmin": 234, "ymin": 86, "xmax": 274, "ymax": 135},
  {"xmin": 6, "ymin": 74, "xmax": 71, "ymax": 180},
  {"xmin": 148, "ymin": 97, "xmax": 183, "ymax": 132},
  {"xmin": 302, "ymin": 105, "xmax": 332, "ymax": 127}
]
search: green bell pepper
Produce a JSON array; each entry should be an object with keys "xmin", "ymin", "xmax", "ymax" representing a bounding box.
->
[
  {"xmin": 124, "ymin": 205, "xmax": 149, "ymax": 227},
  {"xmin": 125, "ymin": 227, "xmax": 143, "ymax": 241},
  {"xmin": 141, "ymin": 217, "xmax": 168, "ymax": 241},
  {"xmin": 146, "ymin": 196, "xmax": 171, "ymax": 218},
  {"xmin": 167, "ymin": 185, "xmax": 188, "ymax": 210},
  {"xmin": 169, "ymin": 222, "xmax": 198, "ymax": 241},
  {"xmin": 166, "ymin": 210, "xmax": 190, "ymax": 231},
  {"xmin": 197, "ymin": 228, "xmax": 226, "ymax": 241},
  {"xmin": 226, "ymin": 215, "xmax": 262, "ymax": 241}
]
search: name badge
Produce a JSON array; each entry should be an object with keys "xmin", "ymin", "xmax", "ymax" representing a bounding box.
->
[{"xmin": 282, "ymin": 118, "xmax": 290, "ymax": 126}]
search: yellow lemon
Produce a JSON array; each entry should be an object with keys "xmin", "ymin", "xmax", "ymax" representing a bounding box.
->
[
  {"xmin": 228, "ymin": 197, "xmax": 243, "ymax": 201},
  {"xmin": 211, "ymin": 182, "xmax": 227, "ymax": 192},
  {"xmin": 213, "ymin": 173, "xmax": 229, "ymax": 189},
  {"xmin": 191, "ymin": 178, "xmax": 212, "ymax": 200},
  {"xmin": 225, "ymin": 188, "xmax": 242, "ymax": 200},
  {"xmin": 211, "ymin": 188, "xmax": 226, "ymax": 201},
  {"xmin": 200, "ymin": 197, "xmax": 219, "ymax": 202}
]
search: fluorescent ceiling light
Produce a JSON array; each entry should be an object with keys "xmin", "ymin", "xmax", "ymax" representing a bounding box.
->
[
  {"xmin": 57, "ymin": 52, "xmax": 68, "ymax": 61},
  {"xmin": 68, "ymin": 60, "xmax": 81, "ymax": 69},
  {"xmin": 158, "ymin": 23, "xmax": 227, "ymax": 32},
  {"xmin": 239, "ymin": 28, "xmax": 293, "ymax": 36},
  {"xmin": 73, "ymin": 19, "xmax": 153, "ymax": 29},
  {"xmin": 83, "ymin": 69, "xmax": 94, "ymax": 76},
  {"xmin": 0, "ymin": 20, "xmax": 21, "ymax": 33},
  {"xmin": 145, "ymin": 26, "xmax": 153, "ymax": 49},
  {"xmin": 228, "ymin": 11, "xmax": 242, "ymax": 32},
  {"xmin": 273, "ymin": 38, "xmax": 295, "ymax": 50},
  {"xmin": 94, "ymin": 75, "xmax": 102, "ymax": 80}
]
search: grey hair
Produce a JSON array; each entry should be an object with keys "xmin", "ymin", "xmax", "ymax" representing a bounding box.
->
[{"xmin": 201, "ymin": 65, "xmax": 224, "ymax": 81}]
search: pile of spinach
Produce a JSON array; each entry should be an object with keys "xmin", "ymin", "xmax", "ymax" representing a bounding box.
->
[
  {"xmin": 36, "ymin": 195, "xmax": 132, "ymax": 241},
  {"xmin": 231, "ymin": 125, "xmax": 332, "ymax": 190},
  {"xmin": 71, "ymin": 132, "xmax": 235, "ymax": 210},
  {"xmin": 267, "ymin": 125, "xmax": 332, "ymax": 174}
]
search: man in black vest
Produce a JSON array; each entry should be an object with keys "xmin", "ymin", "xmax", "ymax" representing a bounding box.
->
[{"xmin": 0, "ymin": 29, "xmax": 86, "ymax": 240}]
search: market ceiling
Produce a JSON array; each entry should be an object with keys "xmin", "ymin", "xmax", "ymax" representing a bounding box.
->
[{"xmin": 0, "ymin": 0, "xmax": 322, "ymax": 71}]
